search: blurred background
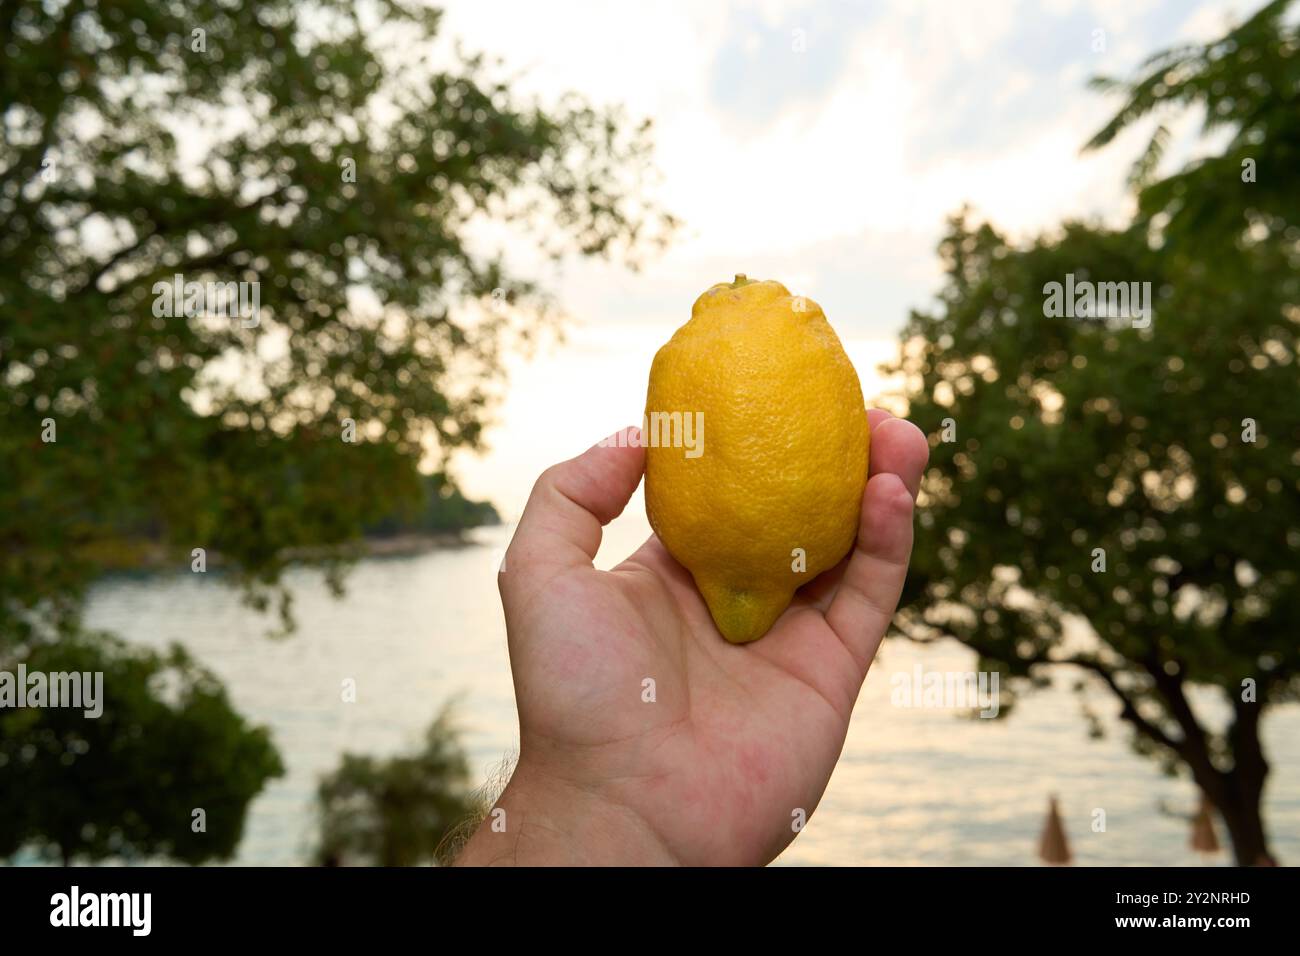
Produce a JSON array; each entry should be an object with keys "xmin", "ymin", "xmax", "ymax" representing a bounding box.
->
[{"xmin": 2, "ymin": 0, "xmax": 1297, "ymax": 866}]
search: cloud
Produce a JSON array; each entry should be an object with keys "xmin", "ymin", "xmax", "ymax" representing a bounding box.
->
[
  {"xmin": 432, "ymin": 0, "xmax": 1249, "ymax": 499},
  {"xmin": 440, "ymin": 1, "xmax": 1235, "ymax": 322}
]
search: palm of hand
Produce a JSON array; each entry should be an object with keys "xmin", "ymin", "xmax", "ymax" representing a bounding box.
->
[
  {"xmin": 508, "ymin": 535, "xmax": 864, "ymax": 865},
  {"xmin": 499, "ymin": 413, "xmax": 925, "ymax": 866}
]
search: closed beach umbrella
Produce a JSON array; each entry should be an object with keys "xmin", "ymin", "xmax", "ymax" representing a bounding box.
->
[
  {"xmin": 1038, "ymin": 794, "xmax": 1072, "ymax": 865},
  {"xmin": 1190, "ymin": 794, "xmax": 1220, "ymax": 854}
]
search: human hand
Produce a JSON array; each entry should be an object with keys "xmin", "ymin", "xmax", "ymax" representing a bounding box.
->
[{"xmin": 456, "ymin": 410, "xmax": 929, "ymax": 866}]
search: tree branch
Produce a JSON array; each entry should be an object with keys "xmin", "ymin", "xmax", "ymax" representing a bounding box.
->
[{"xmin": 892, "ymin": 615, "xmax": 1190, "ymax": 759}]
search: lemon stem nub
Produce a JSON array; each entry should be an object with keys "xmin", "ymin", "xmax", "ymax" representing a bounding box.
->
[{"xmin": 731, "ymin": 273, "xmax": 755, "ymax": 288}]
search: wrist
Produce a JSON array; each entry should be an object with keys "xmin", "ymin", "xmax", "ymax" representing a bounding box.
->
[{"xmin": 454, "ymin": 760, "xmax": 678, "ymax": 866}]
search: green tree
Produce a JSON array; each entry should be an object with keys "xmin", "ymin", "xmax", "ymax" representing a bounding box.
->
[
  {"xmin": 1086, "ymin": 0, "xmax": 1300, "ymax": 256},
  {"xmin": 315, "ymin": 706, "xmax": 473, "ymax": 867},
  {"xmin": 0, "ymin": 634, "xmax": 283, "ymax": 863},
  {"xmin": 893, "ymin": 1, "xmax": 1299, "ymax": 865},
  {"xmin": 1, "ymin": 0, "xmax": 672, "ymax": 862},
  {"xmin": 364, "ymin": 472, "xmax": 501, "ymax": 537}
]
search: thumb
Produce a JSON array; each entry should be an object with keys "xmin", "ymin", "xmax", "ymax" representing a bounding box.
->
[{"xmin": 503, "ymin": 426, "xmax": 645, "ymax": 598}]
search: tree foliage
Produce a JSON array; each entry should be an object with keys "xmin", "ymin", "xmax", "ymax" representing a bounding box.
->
[
  {"xmin": 1087, "ymin": 0, "xmax": 1300, "ymax": 246},
  {"xmin": 894, "ymin": 0, "xmax": 1300, "ymax": 864},
  {"xmin": 1, "ymin": 0, "xmax": 674, "ymax": 622},
  {"xmin": 364, "ymin": 472, "xmax": 501, "ymax": 537},
  {"xmin": 0, "ymin": 634, "xmax": 283, "ymax": 863},
  {"xmin": 1, "ymin": 0, "xmax": 673, "ymax": 862},
  {"xmin": 315, "ymin": 706, "xmax": 473, "ymax": 867}
]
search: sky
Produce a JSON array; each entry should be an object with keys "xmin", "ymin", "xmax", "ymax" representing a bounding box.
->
[{"xmin": 433, "ymin": 0, "xmax": 1259, "ymax": 519}]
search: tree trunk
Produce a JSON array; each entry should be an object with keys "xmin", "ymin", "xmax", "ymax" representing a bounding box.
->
[
  {"xmin": 1143, "ymin": 660, "xmax": 1277, "ymax": 866},
  {"xmin": 1217, "ymin": 698, "xmax": 1277, "ymax": 866},
  {"xmin": 1188, "ymin": 702, "xmax": 1276, "ymax": 866},
  {"xmin": 1216, "ymin": 789, "xmax": 1273, "ymax": 866}
]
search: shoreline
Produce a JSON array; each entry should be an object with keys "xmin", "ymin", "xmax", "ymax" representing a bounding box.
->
[{"xmin": 80, "ymin": 526, "xmax": 504, "ymax": 580}]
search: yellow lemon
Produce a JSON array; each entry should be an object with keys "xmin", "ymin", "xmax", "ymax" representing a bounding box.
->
[{"xmin": 644, "ymin": 275, "xmax": 869, "ymax": 643}]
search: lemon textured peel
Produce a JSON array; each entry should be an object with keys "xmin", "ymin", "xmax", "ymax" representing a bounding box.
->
[{"xmin": 644, "ymin": 275, "xmax": 870, "ymax": 644}]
